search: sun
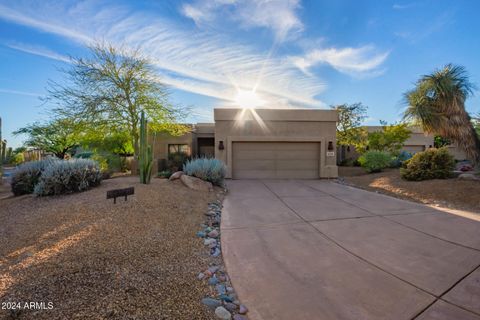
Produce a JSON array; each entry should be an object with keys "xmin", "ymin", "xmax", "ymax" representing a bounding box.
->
[{"xmin": 234, "ymin": 89, "xmax": 264, "ymax": 109}]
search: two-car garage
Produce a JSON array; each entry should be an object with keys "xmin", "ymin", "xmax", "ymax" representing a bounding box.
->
[
  {"xmin": 232, "ymin": 142, "xmax": 320, "ymax": 179},
  {"xmin": 214, "ymin": 108, "xmax": 339, "ymax": 179}
]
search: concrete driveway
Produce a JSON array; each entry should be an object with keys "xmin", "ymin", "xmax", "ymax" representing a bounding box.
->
[{"xmin": 221, "ymin": 180, "xmax": 480, "ymax": 320}]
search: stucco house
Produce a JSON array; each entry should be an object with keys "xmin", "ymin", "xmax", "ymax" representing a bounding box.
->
[
  {"xmin": 150, "ymin": 108, "xmax": 339, "ymax": 179},
  {"xmin": 146, "ymin": 107, "xmax": 468, "ymax": 179}
]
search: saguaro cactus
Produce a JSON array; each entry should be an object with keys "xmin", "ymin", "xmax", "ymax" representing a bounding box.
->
[{"xmin": 139, "ymin": 111, "xmax": 153, "ymax": 184}]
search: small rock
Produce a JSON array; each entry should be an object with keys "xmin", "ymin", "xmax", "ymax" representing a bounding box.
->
[
  {"xmin": 217, "ymin": 275, "xmax": 227, "ymax": 282},
  {"xmin": 197, "ymin": 272, "xmax": 205, "ymax": 280},
  {"xmin": 233, "ymin": 315, "xmax": 247, "ymax": 320},
  {"xmin": 196, "ymin": 231, "xmax": 206, "ymax": 238},
  {"xmin": 169, "ymin": 171, "xmax": 184, "ymax": 180},
  {"xmin": 212, "ymin": 248, "xmax": 221, "ymax": 257},
  {"xmin": 209, "ymin": 242, "xmax": 218, "ymax": 249},
  {"xmin": 208, "ymin": 276, "xmax": 219, "ymax": 285},
  {"xmin": 205, "ymin": 210, "xmax": 217, "ymax": 216},
  {"xmin": 208, "ymin": 266, "xmax": 219, "ymax": 274},
  {"xmin": 458, "ymin": 173, "xmax": 479, "ymax": 181},
  {"xmin": 204, "ymin": 238, "xmax": 217, "ymax": 246},
  {"xmin": 224, "ymin": 302, "xmax": 237, "ymax": 312},
  {"xmin": 215, "ymin": 306, "xmax": 231, "ymax": 320},
  {"xmin": 239, "ymin": 304, "xmax": 248, "ymax": 314},
  {"xmin": 202, "ymin": 298, "xmax": 222, "ymax": 309},
  {"xmin": 216, "ymin": 284, "xmax": 226, "ymax": 295},
  {"xmin": 218, "ymin": 294, "xmax": 233, "ymax": 302},
  {"xmin": 226, "ymin": 286, "xmax": 234, "ymax": 293},
  {"xmin": 232, "ymin": 300, "xmax": 241, "ymax": 306},
  {"xmin": 208, "ymin": 229, "xmax": 219, "ymax": 238}
]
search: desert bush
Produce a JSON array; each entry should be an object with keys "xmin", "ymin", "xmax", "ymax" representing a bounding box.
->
[
  {"xmin": 184, "ymin": 158, "xmax": 226, "ymax": 186},
  {"xmin": 390, "ymin": 150, "xmax": 413, "ymax": 168},
  {"xmin": 157, "ymin": 170, "xmax": 172, "ymax": 179},
  {"xmin": 11, "ymin": 158, "xmax": 58, "ymax": 196},
  {"xmin": 34, "ymin": 159, "xmax": 102, "ymax": 196},
  {"xmin": 168, "ymin": 152, "xmax": 190, "ymax": 171},
  {"xmin": 400, "ymin": 148, "xmax": 455, "ymax": 181},
  {"xmin": 358, "ymin": 151, "xmax": 392, "ymax": 173}
]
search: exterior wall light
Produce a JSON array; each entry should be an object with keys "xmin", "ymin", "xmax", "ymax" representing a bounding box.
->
[
  {"xmin": 328, "ymin": 141, "xmax": 334, "ymax": 151},
  {"xmin": 218, "ymin": 141, "xmax": 225, "ymax": 150}
]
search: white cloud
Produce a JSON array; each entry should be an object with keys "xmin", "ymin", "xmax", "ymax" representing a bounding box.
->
[
  {"xmin": 0, "ymin": 1, "xmax": 323, "ymax": 108},
  {"xmin": 180, "ymin": 0, "xmax": 303, "ymax": 41},
  {"xmin": 5, "ymin": 42, "xmax": 71, "ymax": 63},
  {"xmin": 0, "ymin": 1, "xmax": 388, "ymax": 113},
  {"xmin": 291, "ymin": 45, "xmax": 389, "ymax": 77},
  {"xmin": 0, "ymin": 88, "xmax": 44, "ymax": 97},
  {"xmin": 392, "ymin": 3, "xmax": 416, "ymax": 10}
]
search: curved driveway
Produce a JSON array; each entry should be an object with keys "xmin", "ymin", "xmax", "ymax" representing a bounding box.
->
[{"xmin": 221, "ymin": 180, "xmax": 480, "ymax": 320}]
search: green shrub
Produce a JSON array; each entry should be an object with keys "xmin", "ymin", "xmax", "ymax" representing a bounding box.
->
[
  {"xmin": 168, "ymin": 152, "xmax": 190, "ymax": 171},
  {"xmin": 11, "ymin": 153, "xmax": 25, "ymax": 165},
  {"xmin": 390, "ymin": 151, "xmax": 413, "ymax": 168},
  {"xmin": 184, "ymin": 158, "xmax": 226, "ymax": 186},
  {"xmin": 400, "ymin": 148, "xmax": 455, "ymax": 181},
  {"xmin": 158, "ymin": 170, "xmax": 171, "ymax": 178},
  {"xmin": 358, "ymin": 151, "xmax": 392, "ymax": 173},
  {"xmin": 34, "ymin": 159, "xmax": 102, "ymax": 196},
  {"xmin": 11, "ymin": 158, "xmax": 58, "ymax": 196}
]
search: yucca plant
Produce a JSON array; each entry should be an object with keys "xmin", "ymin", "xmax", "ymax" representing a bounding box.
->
[
  {"xmin": 139, "ymin": 111, "xmax": 153, "ymax": 184},
  {"xmin": 403, "ymin": 64, "xmax": 480, "ymax": 164}
]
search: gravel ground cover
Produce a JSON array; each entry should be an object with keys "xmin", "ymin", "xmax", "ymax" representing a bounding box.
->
[
  {"xmin": 0, "ymin": 176, "xmax": 222, "ymax": 319},
  {"xmin": 342, "ymin": 169, "xmax": 480, "ymax": 213}
]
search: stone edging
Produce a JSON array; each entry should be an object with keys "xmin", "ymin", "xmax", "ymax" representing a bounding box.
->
[{"xmin": 196, "ymin": 193, "xmax": 248, "ymax": 320}]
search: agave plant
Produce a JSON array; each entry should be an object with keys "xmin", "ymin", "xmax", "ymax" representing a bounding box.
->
[{"xmin": 403, "ymin": 64, "xmax": 480, "ymax": 163}]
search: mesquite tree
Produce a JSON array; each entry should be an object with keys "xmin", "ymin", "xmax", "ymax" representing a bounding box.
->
[{"xmin": 46, "ymin": 43, "xmax": 187, "ymax": 158}]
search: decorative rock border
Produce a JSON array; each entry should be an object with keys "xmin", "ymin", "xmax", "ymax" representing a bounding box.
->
[{"xmin": 197, "ymin": 197, "xmax": 248, "ymax": 320}]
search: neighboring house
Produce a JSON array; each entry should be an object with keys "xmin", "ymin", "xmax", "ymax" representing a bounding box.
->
[
  {"xmin": 339, "ymin": 126, "xmax": 467, "ymax": 163},
  {"xmin": 149, "ymin": 108, "xmax": 339, "ymax": 179}
]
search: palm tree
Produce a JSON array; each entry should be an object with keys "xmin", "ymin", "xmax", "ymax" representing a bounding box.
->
[{"xmin": 404, "ymin": 64, "xmax": 480, "ymax": 163}]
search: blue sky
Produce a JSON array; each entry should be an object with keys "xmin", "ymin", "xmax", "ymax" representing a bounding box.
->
[{"xmin": 1, "ymin": 0, "xmax": 479, "ymax": 148}]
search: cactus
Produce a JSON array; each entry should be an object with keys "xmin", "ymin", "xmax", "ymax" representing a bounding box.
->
[
  {"xmin": 6, "ymin": 147, "xmax": 12, "ymax": 162},
  {"xmin": 139, "ymin": 111, "xmax": 153, "ymax": 184}
]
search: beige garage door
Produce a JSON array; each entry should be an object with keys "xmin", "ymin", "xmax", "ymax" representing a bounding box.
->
[{"xmin": 232, "ymin": 142, "xmax": 320, "ymax": 179}]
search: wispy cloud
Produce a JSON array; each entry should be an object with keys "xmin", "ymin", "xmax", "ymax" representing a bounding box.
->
[
  {"xmin": 0, "ymin": 88, "xmax": 44, "ymax": 97},
  {"xmin": 394, "ymin": 11, "xmax": 454, "ymax": 43},
  {"xmin": 0, "ymin": 1, "xmax": 323, "ymax": 107},
  {"xmin": 291, "ymin": 45, "xmax": 389, "ymax": 77},
  {"xmin": 0, "ymin": 1, "xmax": 388, "ymax": 111},
  {"xmin": 181, "ymin": 0, "xmax": 303, "ymax": 41},
  {"xmin": 392, "ymin": 3, "xmax": 417, "ymax": 10},
  {"xmin": 5, "ymin": 42, "xmax": 71, "ymax": 63}
]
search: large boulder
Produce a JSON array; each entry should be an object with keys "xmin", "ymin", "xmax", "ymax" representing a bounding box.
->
[
  {"xmin": 169, "ymin": 171, "xmax": 184, "ymax": 181},
  {"xmin": 180, "ymin": 174, "xmax": 213, "ymax": 191}
]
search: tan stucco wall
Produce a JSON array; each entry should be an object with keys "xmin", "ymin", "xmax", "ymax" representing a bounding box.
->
[
  {"xmin": 151, "ymin": 130, "xmax": 194, "ymax": 161},
  {"xmin": 214, "ymin": 108, "xmax": 338, "ymax": 179}
]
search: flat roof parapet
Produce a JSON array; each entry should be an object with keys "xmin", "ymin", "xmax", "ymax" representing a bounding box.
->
[{"xmin": 214, "ymin": 108, "xmax": 339, "ymax": 122}]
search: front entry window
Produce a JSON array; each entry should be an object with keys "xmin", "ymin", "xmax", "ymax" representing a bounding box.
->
[{"xmin": 168, "ymin": 144, "xmax": 190, "ymax": 155}]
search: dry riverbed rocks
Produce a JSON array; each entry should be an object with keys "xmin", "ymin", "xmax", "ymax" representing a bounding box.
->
[{"xmin": 197, "ymin": 200, "xmax": 249, "ymax": 320}]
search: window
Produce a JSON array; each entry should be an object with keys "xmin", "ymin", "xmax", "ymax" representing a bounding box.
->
[{"xmin": 168, "ymin": 144, "xmax": 189, "ymax": 155}]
